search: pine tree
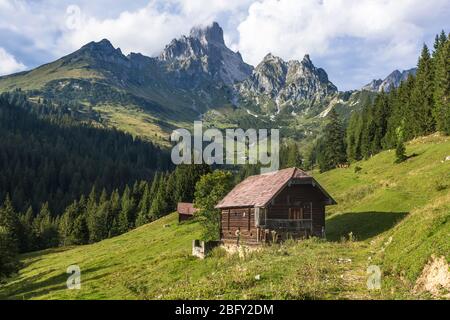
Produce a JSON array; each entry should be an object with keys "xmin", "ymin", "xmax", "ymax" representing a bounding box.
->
[
  {"xmin": 433, "ymin": 33, "xmax": 450, "ymax": 134},
  {"xmin": 108, "ymin": 189, "xmax": 121, "ymax": 237},
  {"xmin": 32, "ymin": 203, "xmax": 59, "ymax": 249},
  {"xmin": 0, "ymin": 225, "xmax": 18, "ymax": 278},
  {"xmin": 86, "ymin": 186, "xmax": 98, "ymax": 243},
  {"xmin": 86, "ymin": 189, "xmax": 109, "ymax": 243},
  {"xmin": 118, "ymin": 186, "xmax": 135, "ymax": 234},
  {"xmin": 0, "ymin": 195, "xmax": 20, "ymax": 270},
  {"xmin": 59, "ymin": 202, "xmax": 77, "ymax": 246},
  {"xmin": 135, "ymin": 183, "xmax": 152, "ymax": 227},
  {"xmin": 319, "ymin": 109, "xmax": 347, "ymax": 172},
  {"xmin": 410, "ymin": 45, "xmax": 435, "ymax": 136},
  {"xmin": 0, "ymin": 195, "xmax": 20, "ymax": 252},
  {"xmin": 18, "ymin": 206, "xmax": 35, "ymax": 252},
  {"xmin": 284, "ymin": 142, "xmax": 303, "ymax": 168},
  {"xmin": 395, "ymin": 138, "xmax": 407, "ymax": 163},
  {"xmin": 149, "ymin": 174, "xmax": 169, "ymax": 219},
  {"xmin": 72, "ymin": 214, "xmax": 89, "ymax": 245}
]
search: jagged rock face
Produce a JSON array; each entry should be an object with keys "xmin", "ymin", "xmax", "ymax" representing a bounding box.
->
[
  {"xmin": 237, "ymin": 53, "xmax": 337, "ymax": 112},
  {"xmin": 3, "ymin": 22, "xmax": 343, "ymax": 119},
  {"xmin": 159, "ymin": 22, "xmax": 253, "ymax": 85},
  {"xmin": 362, "ymin": 68, "xmax": 416, "ymax": 92}
]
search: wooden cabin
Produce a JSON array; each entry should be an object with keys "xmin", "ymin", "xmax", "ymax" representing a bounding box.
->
[
  {"xmin": 215, "ymin": 168, "xmax": 336, "ymax": 245},
  {"xmin": 177, "ymin": 202, "xmax": 197, "ymax": 222}
]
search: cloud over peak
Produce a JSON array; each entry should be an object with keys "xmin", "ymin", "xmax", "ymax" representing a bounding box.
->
[{"xmin": 0, "ymin": 0, "xmax": 449, "ymax": 89}]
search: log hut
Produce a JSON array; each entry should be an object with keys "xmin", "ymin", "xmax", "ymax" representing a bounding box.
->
[
  {"xmin": 177, "ymin": 202, "xmax": 197, "ymax": 222},
  {"xmin": 215, "ymin": 168, "xmax": 336, "ymax": 245}
]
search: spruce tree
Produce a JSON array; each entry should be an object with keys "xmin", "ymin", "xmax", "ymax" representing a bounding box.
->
[
  {"xmin": 149, "ymin": 174, "xmax": 169, "ymax": 219},
  {"xmin": 410, "ymin": 45, "xmax": 435, "ymax": 136},
  {"xmin": 118, "ymin": 186, "xmax": 135, "ymax": 234},
  {"xmin": 0, "ymin": 195, "xmax": 20, "ymax": 262},
  {"xmin": 135, "ymin": 183, "xmax": 152, "ymax": 227},
  {"xmin": 72, "ymin": 214, "xmax": 89, "ymax": 245},
  {"xmin": 0, "ymin": 225, "xmax": 18, "ymax": 278},
  {"xmin": 108, "ymin": 189, "xmax": 121, "ymax": 235},
  {"xmin": 32, "ymin": 203, "xmax": 59, "ymax": 249},
  {"xmin": 319, "ymin": 109, "xmax": 347, "ymax": 171},
  {"xmin": 18, "ymin": 206, "xmax": 35, "ymax": 252},
  {"xmin": 0, "ymin": 195, "xmax": 19, "ymax": 280},
  {"xmin": 433, "ymin": 33, "xmax": 450, "ymax": 134},
  {"xmin": 395, "ymin": 138, "xmax": 407, "ymax": 163}
]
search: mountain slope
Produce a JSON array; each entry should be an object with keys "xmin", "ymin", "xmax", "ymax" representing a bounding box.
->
[
  {"xmin": 0, "ymin": 23, "xmax": 251, "ymax": 144},
  {"xmin": 1, "ymin": 134, "xmax": 448, "ymax": 300},
  {"xmin": 0, "ymin": 22, "xmax": 356, "ymax": 147}
]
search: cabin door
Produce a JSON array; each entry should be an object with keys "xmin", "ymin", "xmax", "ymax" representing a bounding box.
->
[{"xmin": 289, "ymin": 208, "xmax": 303, "ymax": 220}]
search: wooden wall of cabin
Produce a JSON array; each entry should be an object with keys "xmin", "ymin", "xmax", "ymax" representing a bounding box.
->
[
  {"xmin": 267, "ymin": 184, "xmax": 327, "ymax": 237},
  {"xmin": 178, "ymin": 213, "xmax": 193, "ymax": 223},
  {"xmin": 220, "ymin": 207, "xmax": 258, "ymax": 244}
]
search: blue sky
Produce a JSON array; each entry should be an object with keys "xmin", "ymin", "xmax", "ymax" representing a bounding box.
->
[{"xmin": 0, "ymin": 0, "xmax": 449, "ymax": 90}]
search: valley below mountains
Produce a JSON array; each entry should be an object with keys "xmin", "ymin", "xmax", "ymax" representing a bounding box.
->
[{"xmin": 0, "ymin": 22, "xmax": 410, "ymax": 148}]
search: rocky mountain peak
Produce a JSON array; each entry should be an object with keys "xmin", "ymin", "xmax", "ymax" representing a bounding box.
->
[
  {"xmin": 302, "ymin": 54, "xmax": 312, "ymax": 66},
  {"xmin": 80, "ymin": 39, "xmax": 119, "ymax": 54},
  {"xmin": 238, "ymin": 53, "xmax": 338, "ymax": 112},
  {"xmin": 189, "ymin": 22, "xmax": 224, "ymax": 45},
  {"xmin": 159, "ymin": 22, "xmax": 252, "ymax": 85},
  {"xmin": 66, "ymin": 38, "xmax": 129, "ymax": 67}
]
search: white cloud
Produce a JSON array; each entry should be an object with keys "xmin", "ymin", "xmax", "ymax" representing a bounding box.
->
[
  {"xmin": 0, "ymin": 0, "xmax": 448, "ymax": 88},
  {"xmin": 236, "ymin": 0, "xmax": 450, "ymax": 89},
  {"xmin": 0, "ymin": 47, "xmax": 26, "ymax": 76},
  {"xmin": 56, "ymin": 0, "xmax": 253, "ymax": 57}
]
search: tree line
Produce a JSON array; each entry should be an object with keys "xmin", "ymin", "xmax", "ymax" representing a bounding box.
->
[
  {"xmin": 0, "ymin": 164, "xmax": 210, "ymax": 278},
  {"xmin": 346, "ymin": 31, "xmax": 449, "ymax": 163},
  {"xmin": 0, "ymin": 91, "xmax": 172, "ymax": 215},
  {"xmin": 312, "ymin": 31, "xmax": 449, "ymax": 171}
]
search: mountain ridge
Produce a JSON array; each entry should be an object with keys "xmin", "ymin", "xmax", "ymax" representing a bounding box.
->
[
  {"xmin": 362, "ymin": 68, "xmax": 417, "ymax": 92},
  {"xmin": 0, "ymin": 21, "xmax": 413, "ymax": 147}
]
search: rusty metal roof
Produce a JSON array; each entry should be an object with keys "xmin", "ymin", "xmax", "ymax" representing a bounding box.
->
[
  {"xmin": 177, "ymin": 202, "xmax": 197, "ymax": 215},
  {"xmin": 215, "ymin": 167, "xmax": 336, "ymax": 209}
]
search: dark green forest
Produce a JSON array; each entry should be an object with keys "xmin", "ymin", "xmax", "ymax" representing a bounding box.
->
[
  {"xmin": 0, "ymin": 92, "xmax": 211, "ymax": 277},
  {"xmin": 0, "ymin": 91, "xmax": 173, "ymax": 215},
  {"xmin": 312, "ymin": 31, "xmax": 449, "ymax": 171}
]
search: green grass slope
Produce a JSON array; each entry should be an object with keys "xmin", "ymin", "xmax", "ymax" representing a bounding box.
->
[{"xmin": 1, "ymin": 134, "xmax": 449, "ymax": 300}]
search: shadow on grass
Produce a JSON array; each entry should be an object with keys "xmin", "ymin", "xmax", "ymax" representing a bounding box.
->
[
  {"xmin": 326, "ymin": 211, "xmax": 408, "ymax": 242},
  {"xmin": 0, "ymin": 266, "xmax": 108, "ymax": 300}
]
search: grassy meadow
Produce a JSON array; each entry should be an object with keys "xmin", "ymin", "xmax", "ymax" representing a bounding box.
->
[{"xmin": 0, "ymin": 134, "xmax": 449, "ymax": 300}]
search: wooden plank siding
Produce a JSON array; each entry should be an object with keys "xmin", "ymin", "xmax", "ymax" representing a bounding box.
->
[
  {"xmin": 219, "ymin": 182, "xmax": 329, "ymax": 244},
  {"xmin": 267, "ymin": 184, "xmax": 327, "ymax": 237},
  {"xmin": 221, "ymin": 208, "xmax": 258, "ymax": 244}
]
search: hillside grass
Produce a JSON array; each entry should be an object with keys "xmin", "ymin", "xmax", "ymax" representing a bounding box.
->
[
  {"xmin": 0, "ymin": 134, "xmax": 449, "ymax": 300},
  {"xmin": 0, "ymin": 60, "xmax": 102, "ymax": 92}
]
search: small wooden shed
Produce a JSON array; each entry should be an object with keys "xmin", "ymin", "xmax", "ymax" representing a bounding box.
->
[
  {"xmin": 177, "ymin": 202, "xmax": 197, "ymax": 222},
  {"xmin": 215, "ymin": 168, "xmax": 336, "ymax": 245}
]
